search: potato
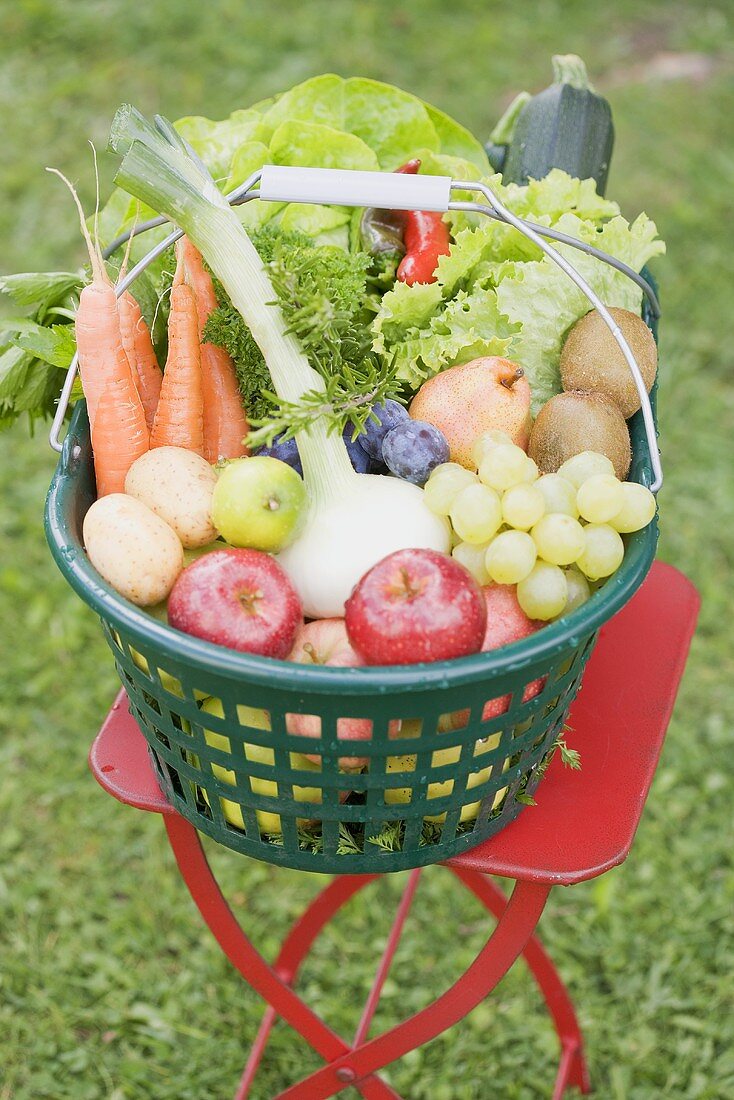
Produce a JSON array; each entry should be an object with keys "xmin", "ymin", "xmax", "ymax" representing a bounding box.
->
[
  {"xmin": 83, "ymin": 494, "xmax": 184, "ymax": 606},
  {"xmin": 124, "ymin": 446, "xmax": 218, "ymax": 548}
]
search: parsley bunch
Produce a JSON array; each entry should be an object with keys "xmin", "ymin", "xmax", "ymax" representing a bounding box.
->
[{"xmin": 203, "ymin": 225, "xmax": 400, "ymax": 445}]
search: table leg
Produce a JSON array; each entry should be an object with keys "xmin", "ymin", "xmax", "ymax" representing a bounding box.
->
[
  {"xmin": 236, "ymin": 874, "xmax": 384, "ymax": 1100},
  {"xmin": 275, "ymin": 878, "xmax": 551, "ymax": 1099},
  {"xmin": 450, "ymin": 866, "xmax": 590, "ymax": 1096},
  {"xmin": 164, "ymin": 818, "xmax": 569, "ymax": 1099},
  {"xmin": 164, "ymin": 816, "xmax": 398, "ymax": 1099}
]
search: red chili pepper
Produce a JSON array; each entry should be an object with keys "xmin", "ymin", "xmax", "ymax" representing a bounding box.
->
[{"xmin": 394, "ymin": 159, "xmax": 451, "ymax": 286}]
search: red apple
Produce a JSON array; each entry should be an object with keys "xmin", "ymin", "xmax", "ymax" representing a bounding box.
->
[
  {"xmin": 287, "ymin": 617, "xmax": 364, "ymax": 668},
  {"xmin": 481, "ymin": 583, "xmax": 542, "ymax": 651},
  {"xmin": 345, "ymin": 549, "xmax": 487, "ymax": 665},
  {"xmin": 168, "ymin": 548, "xmax": 302, "ymax": 658},
  {"xmin": 286, "ymin": 618, "xmax": 371, "ymax": 768},
  {"xmin": 285, "ymin": 619, "xmax": 401, "ymax": 768},
  {"xmin": 441, "ymin": 585, "xmax": 545, "ymax": 729}
]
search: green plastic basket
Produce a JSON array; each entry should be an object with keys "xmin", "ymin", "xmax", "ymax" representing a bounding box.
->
[{"xmin": 45, "ymin": 276, "xmax": 659, "ymax": 874}]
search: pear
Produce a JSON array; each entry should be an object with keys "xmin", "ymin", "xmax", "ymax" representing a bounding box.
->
[{"xmin": 409, "ymin": 357, "xmax": 532, "ymax": 468}]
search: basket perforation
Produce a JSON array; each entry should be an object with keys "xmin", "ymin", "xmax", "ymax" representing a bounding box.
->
[{"xmin": 429, "ymin": 744, "xmax": 473, "ymax": 840}]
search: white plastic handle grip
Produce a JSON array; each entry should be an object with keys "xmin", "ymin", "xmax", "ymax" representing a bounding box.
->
[{"xmin": 259, "ymin": 164, "xmax": 452, "ymax": 211}]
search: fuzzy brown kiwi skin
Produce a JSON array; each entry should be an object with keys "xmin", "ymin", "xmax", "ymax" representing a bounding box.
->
[
  {"xmin": 560, "ymin": 307, "xmax": 657, "ymax": 419},
  {"xmin": 529, "ymin": 391, "xmax": 631, "ymax": 479}
]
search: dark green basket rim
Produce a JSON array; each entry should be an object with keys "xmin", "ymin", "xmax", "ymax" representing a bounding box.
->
[{"xmin": 45, "ymin": 403, "xmax": 658, "ymax": 697}]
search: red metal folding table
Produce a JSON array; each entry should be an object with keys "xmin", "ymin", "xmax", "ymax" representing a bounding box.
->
[{"xmin": 89, "ymin": 560, "xmax": 699, "ymax": 1098}]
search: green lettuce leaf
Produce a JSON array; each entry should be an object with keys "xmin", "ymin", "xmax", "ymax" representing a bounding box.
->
[
  {"xmin": 270, "ymin": 119, "xmax": 379, "ymax": 171},
  {"xmin": 343, "ymin": 77, "xmax": 439, "ymax": 169},
  {"xmin": 95, "ymin": 75, "xmax": 490, "ymax": 264},
  {"xmin": 423, "ymin": 103, "xmax": 490, "ymax": 171},
  {"xmin": 258, "ymin": 74, "xmax": 346, "ymax": 140},
  {"xmin": 278, "ymin": 202, "xmax": 351, "ymax": 240},
  {"xmin": 223, "ymin": 141, "xmax": 280, "ymax": 229},
  {"xmin": 413, "ymin": 148, "xmax": 483, "ymax": 183},
  {"xmin": 374, "ymin": 282, "xmax": 518, "ymax": 387},
  {"xmin": 372, "ymin": 281, "xmax": 443, "ymax": 349},
  {"xmin": 505, "ymin": 169, "xmax": 620, "ymax": 222},
  {"xmin": 223, "ymin": 140, "xmax": 271, "ymax": 191},
  {"xmin": 174, "ymin": 109, "xmax": 267, "ymax": 180}
]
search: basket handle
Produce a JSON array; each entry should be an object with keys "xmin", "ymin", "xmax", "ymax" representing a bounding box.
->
[
  {"xmin": 48, "ymin": 167, "xmax": 662, "ymax": 491},
  {"xmin": 260, "ymin": 164, "xmax": 452, "ymax": 211}
]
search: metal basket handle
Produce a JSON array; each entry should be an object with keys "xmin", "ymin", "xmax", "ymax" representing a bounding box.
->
[{"xmin": 48, "ymin": 165, "xmax": 662, "ymax": 493}]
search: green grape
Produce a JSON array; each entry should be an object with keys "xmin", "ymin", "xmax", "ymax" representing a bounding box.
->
[
  {"xmin": 485, "ymin": 530, "xmax": 537, "ymax": 584},
  {"xmin": 430, "ymin": 462, "xmax": 469, "ymax": 480},
  {"xmin": 531, "ymin": 513, "xmax": 586, "ymax": 565},
  {"xmin": 520, "ymin": 456, "xmax": 540, "ymax": 483},
  {"xmin": 609, "ymin": 482, "xmax": 657, "ymax": 533},
  {"xmin": 576, "ymin": 524, "xmax": 625, "ymax": 580},
  {"xmin": 536, "ymin": 474, "xmax": 579, "ymax": 517},
  {"xmin": 470, "ymin": 429, "xmax": 514, "ymax": 468},
  {"xmin": 478, "ymin": 443, "xmax": 529, "ymax": 492},
  {"xmin": 423, "ymin": 464, "xmax": 477, "ymax": 515},
  {"xmin": 563, "ymin": 566, "xmax": 592, "ymax": 613},
  {"xmin": 449, "ymin": 483, "xmax": 503, "ymax": 544},
  {"xmin": 558, "ymin": 451, "xmax": 615, "ymax": 489},
  {"xmin": 453, "ymin": 540, "xmax": 491, "ymax": 585},
  {"xmin": 501, "ymin": 483, "xmax": 546, "ymax": 530},
  {"xmin": 517, "ymin": 562, "xmax": 568, "ymax": 620},
  {"xmin": 577, "ymin": 474, "xmax": 625, "ymax": 523}
]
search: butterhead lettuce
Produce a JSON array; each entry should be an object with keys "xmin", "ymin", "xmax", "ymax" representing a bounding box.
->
[{"xmin": 97, "ymin": 74, "xmax": 489, "ymax": 251}]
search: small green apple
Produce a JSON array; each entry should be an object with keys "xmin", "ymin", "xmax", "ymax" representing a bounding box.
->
[{"xmin": 211, "ymin": 456, "xmax": 307, "ymax": 553}]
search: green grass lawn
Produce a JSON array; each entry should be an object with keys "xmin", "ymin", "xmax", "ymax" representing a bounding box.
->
[{"xmin": 1, "ymin": 2, "xmax": 733, "ymax": 1096}]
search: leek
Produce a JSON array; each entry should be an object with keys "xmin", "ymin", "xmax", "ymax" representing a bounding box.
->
[{"xmin": 109, "ymin": 107, "xmax": 449, "ymax": 617}]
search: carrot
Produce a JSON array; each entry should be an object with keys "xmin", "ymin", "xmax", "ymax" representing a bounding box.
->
[
  {"xmin": 47, "ymin": 167, "xmax": 148, "ymax": 493},
  {"xmin": 115, "ymin": 213, "xmax": 163, "ymax": 430},
  {"xmin": 92, "ymin": 381, "xmax": 150, "ymax": 495},
  {"xmin": 150, "ymin": 247, "xmax": 205, "ymax": 455},
  {"xmin": 118, "ymin": 291, "xmax": 163, "ymax": 430},
  {"xmin": 178, "ymin": 236, "xmax": 248, "ymax": 463}
]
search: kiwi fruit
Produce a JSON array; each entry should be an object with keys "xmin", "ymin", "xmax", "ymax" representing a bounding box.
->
[
  {"xmin": 529, "ymin": 391, "xmax": 631, "ymax": 479},
  {"xmin": 560, "ymin": 307, "xmax": 657, "ymax": 419}
]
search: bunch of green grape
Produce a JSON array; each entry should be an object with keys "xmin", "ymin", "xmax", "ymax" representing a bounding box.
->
[{"xmin": 424, "ymin": 431, "xmax": 656, "ymax": 621}]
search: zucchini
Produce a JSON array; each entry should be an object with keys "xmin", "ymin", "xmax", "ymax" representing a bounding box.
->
[
  {"xmin": 484, "ymin": 91, "xmax": 531, "ymax": 174},
  {"xmin": 502, "ymin": 54, "xmax": 614, "ymax": 194}
]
